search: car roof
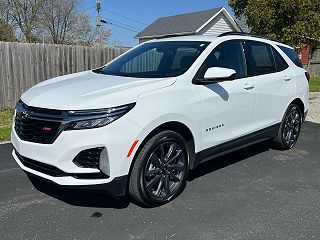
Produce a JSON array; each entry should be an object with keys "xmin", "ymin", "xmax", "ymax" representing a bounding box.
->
[{"xmin": 150, "ymin": 34, "xmax": 293, "ymax": 49}]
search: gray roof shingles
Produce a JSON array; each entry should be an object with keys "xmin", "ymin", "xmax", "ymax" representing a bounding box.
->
[{"xmin": 135, "ymin": 7, "xmax": 223, "ymax": 39}]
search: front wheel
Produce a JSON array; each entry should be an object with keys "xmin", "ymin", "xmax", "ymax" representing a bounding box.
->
[
  {"xmin": 129, "ymin": 131, "xmax": 189, "ymax": 207},
  {"xmin": 272, "ymin": 103, "xmax": 302, "ymax": 150}
]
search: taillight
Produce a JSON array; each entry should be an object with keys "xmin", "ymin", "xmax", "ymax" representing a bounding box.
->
[{"xmin": 305, "ymin": 72, "xmax": 310, "ymax": 82}]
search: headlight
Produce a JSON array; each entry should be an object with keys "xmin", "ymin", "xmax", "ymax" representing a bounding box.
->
[{"xmin": 65, "ymin": 103, "xmax": 135, "ymax": 130}]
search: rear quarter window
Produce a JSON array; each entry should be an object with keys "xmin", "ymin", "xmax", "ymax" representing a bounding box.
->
[
  {"xmin": 271, "ymin": 47, "xmax": 289, "ymax": 71},
  {"xmin": 278, "ymin": 46, "xmax": 303, "ymax": 68}
]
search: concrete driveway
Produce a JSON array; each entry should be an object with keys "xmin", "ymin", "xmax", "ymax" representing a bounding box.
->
[{"xmin": 0, "ymin": 122, "xmax": 320, "ymax": 240}]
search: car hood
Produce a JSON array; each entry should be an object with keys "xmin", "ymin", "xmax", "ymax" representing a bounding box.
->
[{"xmin": 21, "ymin": 71, "xmax": 176, "ymax": 110}]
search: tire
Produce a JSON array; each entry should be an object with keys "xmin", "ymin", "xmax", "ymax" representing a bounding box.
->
[
  {"xmin": 272, "ymin": 103, "xmax": 302, "ymax": 150},
  {"xmin": 129, "ymin": 130, "xmax": 189, "ymax": 207}
]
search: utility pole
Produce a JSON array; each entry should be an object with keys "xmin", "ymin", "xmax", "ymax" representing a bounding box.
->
[{"xmin": 96, "ymin": 0, "xmax": 102, "ymax": 44}]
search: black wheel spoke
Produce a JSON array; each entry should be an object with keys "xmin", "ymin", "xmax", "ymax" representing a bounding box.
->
[
  {"xmin": 164, "ymin": 143, "xmax": 177, "ymax": 162},
  {"xmin": 150, "ymin": 153, "xmax": 162, "ymax": 169},
  {"xmin": 146, "ymin": 175, "xmax": 161, "ymax": 191},
  {"xmin": 169, "ymin": 173, "xmax": 180, "ymax": 183},
  {"xmin": 155, "ymin": 176, "xmax": 164, "ymax": 196},
  {"xmin": 170, "ymin": 162, "xmax": 184, "ymax": 172},
  {"xmin": 159, "ymin": 144, "xmax": 165, "ymax": 162},
  {"xmin": 146, "ymin": 169, "xmax": 160, "ymax": 177},
  {"xmin": 166, "ymin": 150, "xmax": 182, "ymax": 165}
]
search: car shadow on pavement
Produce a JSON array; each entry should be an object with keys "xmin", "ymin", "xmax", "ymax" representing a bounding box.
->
[
  {"xmin": 188, "ymin": 140, "xmax": 271, "ymax": 181},
  {"xmin": 26, "ymin": 141, "xmax": 271, "ymax": 209},
  {"xmin": 27, "ymin": 175, "xmax": 130, "ymax": 209}
]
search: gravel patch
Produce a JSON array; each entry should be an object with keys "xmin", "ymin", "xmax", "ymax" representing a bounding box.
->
[{"xmin": 307, "ymin": 92, "xmax": 320, "ymax": 123}]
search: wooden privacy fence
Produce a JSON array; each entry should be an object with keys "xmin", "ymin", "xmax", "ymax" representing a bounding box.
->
[
  {"xmin": 0, "ymin": 41, "xmax": 128, "ymax": 109},
  {"xmin": 309, "ymin": 48, "xmax": 320, "ymax": 78}
]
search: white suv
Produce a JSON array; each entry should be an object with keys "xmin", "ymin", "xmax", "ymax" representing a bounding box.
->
[{"xmin": 12, "ymin": 32, "xmax": 309, "ymax": 206}]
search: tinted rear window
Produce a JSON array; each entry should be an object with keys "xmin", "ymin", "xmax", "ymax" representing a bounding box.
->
[
  {"xmin": 278, "ymin": 46, "xmax": 303, "ymax": 68},
  {"xmin": 245, "ymin": 41, "xmax": 276, "ymax": 75},
  {"xmin": 271, "ymin": 47, "xmax": 289, "ymax": 71}
]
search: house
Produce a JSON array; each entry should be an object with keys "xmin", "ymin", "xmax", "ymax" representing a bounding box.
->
[{"xmin": 135, "ymin": 7, "xmax": 241, "ymax": 43}]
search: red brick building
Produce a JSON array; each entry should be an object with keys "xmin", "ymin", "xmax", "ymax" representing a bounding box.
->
[{"xmin": 297, "ymin": 44, "xmax": 311, "ymax": 66}]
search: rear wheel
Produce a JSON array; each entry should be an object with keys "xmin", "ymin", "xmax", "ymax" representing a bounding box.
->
[
  {"xmin": 129, "ymin": 131, "xmax": 188, "ymax": 207},
  {"xmin": 273, "ymin": 103, "xmax": 302, "ymax": 150}
]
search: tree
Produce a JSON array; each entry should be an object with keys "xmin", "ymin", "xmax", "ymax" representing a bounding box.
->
[
  {"xmin": 38, "ymin": 0, "xmax": 79, "ymax": 44},
  {"xmin": 38, "ymin": 0, "xmax": 111, "ymax": 45},
  {"xmin": 65, "ymin": 12, "xmax": 111, "ymax": 46},
  {"xmin": 5, "ymin": 0, "xmax": 44, "ymax": 42},
  {"xmin": 229, "ymin": 0, "xmax": 248, "ymax": 17},
  {"xmin": 229, "ymin": 0, "xmax": 320, "ymax": 47},
  {"xmin": 0, "ymin": 19, "xmax": 16, "ymax": 42}
]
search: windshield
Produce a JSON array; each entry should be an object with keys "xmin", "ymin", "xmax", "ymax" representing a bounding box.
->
[{"xmin": 96, "ymin": 41, "xmax": 209, "ymax": 78}]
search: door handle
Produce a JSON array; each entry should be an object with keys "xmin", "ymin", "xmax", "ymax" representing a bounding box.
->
[
  {"xmin": 243, "ymin": 82, "xmax": 255, "ymax": 90},
  {"xmin": 284, "ymin": 76, "xmax": 292, "ymax": 81}
]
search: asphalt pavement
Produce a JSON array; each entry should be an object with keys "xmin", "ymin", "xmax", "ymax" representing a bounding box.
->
[{"xmin": 1, "ymin": 122, "xmax": 320, "ymax": 240}]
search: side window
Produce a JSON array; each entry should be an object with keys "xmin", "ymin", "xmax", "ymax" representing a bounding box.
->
[
  {"xmin": 278, "ymin": 46, "xmax": 303, "ymax": 68},
  {"xmin": 199, "ymin": 40, "xmax": 247, "ymax": 79},
  {"xmin": 245, "ymin": 41, "xmax": 276, "ymax": 76},
  {"xmin": 271, "ymin": 47, "xmax": 289, "ymax": 71}
]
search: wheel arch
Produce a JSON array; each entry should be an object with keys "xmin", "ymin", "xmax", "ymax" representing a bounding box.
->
[
  {"xmin": 291, "ymin": 98, "xmax": 305, "ymax": 119},
  {"xmin": 127, "ymin": 121, "xmax": 196, "ymax": 191}
]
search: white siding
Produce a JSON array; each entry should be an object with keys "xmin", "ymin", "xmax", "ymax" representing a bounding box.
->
[{"xmin": 198, "ymin": 12, "xmax": 234, "ymax": 36}]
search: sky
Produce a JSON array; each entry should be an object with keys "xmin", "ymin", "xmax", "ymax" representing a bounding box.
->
[{"xmin": 81, "ymin": 0, "xmax": 234, "ymax": 47}]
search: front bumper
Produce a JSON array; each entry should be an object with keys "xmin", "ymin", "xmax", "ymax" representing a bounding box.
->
[
  {"xmin": 11, "ymin": 115, "xmax": 149, "ymax": 193},
  {"xmin": 26, "ymin": 170, "xmax": 128, "ymax": 197}
]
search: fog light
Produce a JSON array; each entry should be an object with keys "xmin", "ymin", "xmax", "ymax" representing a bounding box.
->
[{"xmin": 73, "ymin": 147, "xmax": 105, "ymax": 169}]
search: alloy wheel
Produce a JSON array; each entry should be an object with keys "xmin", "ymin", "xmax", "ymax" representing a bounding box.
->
[{"xmin": 143, "ymin": 141, "xmax": 187, "ymax": 201}]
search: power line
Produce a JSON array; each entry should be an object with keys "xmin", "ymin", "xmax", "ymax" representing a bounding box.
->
[
  {"xmin": 106, "ymin": 21, "xmax": 139, "ymax": 33},
  {"xmin": 87, "ymin": 10, "xmax": 139, "ymax": 33},
  {"xmin": 78, "ymin": 6, "xmax": 96, "ymax": 12},
  {"xmin": 105, "ymin": 18, "xmax": 141, "ymax": 31},
  {"xmin": 100, "ymin": 8, "xmax": 148, "ymax": 26}
]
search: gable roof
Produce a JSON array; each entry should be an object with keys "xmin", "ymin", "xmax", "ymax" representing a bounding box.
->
[{"xmin": 135, "ymin": 7, "xmax": 240, "ymax": 39}]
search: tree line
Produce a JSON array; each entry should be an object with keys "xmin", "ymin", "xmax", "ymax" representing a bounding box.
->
[
  {"xmin": 229, "ymin": 0, "xmax": 320, "ymax": 48},
  {"xmin": 0, "ymin": 0, "xmax": 111, "ymax": 46}
]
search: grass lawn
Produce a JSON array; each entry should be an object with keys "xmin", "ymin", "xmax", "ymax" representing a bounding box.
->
[
  {"xmin": 310, "ymin": 77, "xmax": 320, "ymax": 92},
  {"xmin": 0, "ymin": 109, "xmax": 14, "ymax": 142}
]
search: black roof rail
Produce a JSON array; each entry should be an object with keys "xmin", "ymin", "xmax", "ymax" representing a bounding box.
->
[{"xmin": 218, "ymin": 31, "xmax": 281, "ymax": 43}]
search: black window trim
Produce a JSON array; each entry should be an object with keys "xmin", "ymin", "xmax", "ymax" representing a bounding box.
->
[{"xmin": 192, "ymin": 39, "xmax": 248, "ymax": 84}]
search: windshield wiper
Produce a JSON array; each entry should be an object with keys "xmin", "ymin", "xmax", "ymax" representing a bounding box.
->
[{"xmin": 92, "ymin": 68, "xmax": 105, "ymax": 74}]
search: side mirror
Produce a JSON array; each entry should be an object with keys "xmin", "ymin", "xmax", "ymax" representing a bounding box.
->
[{"xmin": 196, "ymin": 67, "xmax": 236, "ymax": 85}]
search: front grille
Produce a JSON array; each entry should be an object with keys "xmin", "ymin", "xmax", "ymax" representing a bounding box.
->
[
  {"xmin": 15, "ymin": 116, "xmax": 62, "ymax": 144},
  {"xmin": 14, "ymin": 100, "xmax": 64, "ymax": 144}
]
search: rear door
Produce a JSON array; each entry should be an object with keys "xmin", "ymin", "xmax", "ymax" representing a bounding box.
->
[{"xmin": 243, "ymin": 40, "xmax": 295, "ymax": 130}]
